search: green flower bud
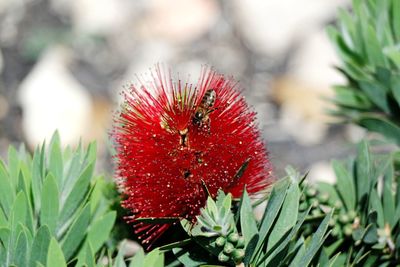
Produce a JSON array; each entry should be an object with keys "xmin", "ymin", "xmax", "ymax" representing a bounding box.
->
[
  {"xmin": 311, "ymin": 199, "xmax": 319, "ymax": 208},
  {"xmin": 318, "ymin": 193, "xmax": 329, "ymax": 203},
  {"xmin": 218, "ymin": 251, "xmax": 230, "ymax": 262},
  {"xmin": 224, "ymin": 242, "xmax": 234, "ymax": 254},
  {"xmin": 227, "ymin": 232, "xmax": 239, "ymax": 244},
  {"xmin": 344, "ymin": 224, "xmax": 353, "ymax": 236},
  {"xmin": 299, "ymin": 202, "xmax": 308, "ymax": 211},
  {"xmin": 236, "ymin": 236, "xmax": 245, "ymax": 248},
  {"xmin": 348, "ymin": 210, "xmax": 357, "ymax": 221},
  {"xmin": 215, "ymin": 236, "xmax": 226, "ymax": 247},
  {"xmin": 306, "ymin": 187, "xmax": 317, "ymax": 197},
  {"xmin": 339, "ymin": 214, "xmax": 349, "ymax": 224},
  {"xmin": 328, "ymin": 218, "xmax": 336, "ymax": 227},
  {"xmin": 312, "ymin": 208, "xmax": 322, "ymax": 216},
  {"xmin": 334, "ymin": 200, "xmax": 343, "ymax": 209},
  {"xmin": 232, "ymin": 249, "xmax": 245, "ymax": 263},
  {"xmin": 331, "ymin": 225, "xmax": 340, "ymax": 237}
]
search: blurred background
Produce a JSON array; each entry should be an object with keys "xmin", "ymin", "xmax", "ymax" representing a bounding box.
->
[{"xmin": 0, "ymin": 0, "xmax": 363, "ymax": 180}]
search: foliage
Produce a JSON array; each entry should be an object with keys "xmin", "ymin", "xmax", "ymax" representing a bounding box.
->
[
  {"xmin": 152, "ymin": 173, "xmax": 333, "ymax": 267},
  {"xmin": 328, "ymin": 0, "xmax": 400, "ymax": 145},
  {"xmin": 301, "ymin": 141, "xmax": 400, "ymax": 266},
  {"xmin": 0, "ymin": 132, "xmax": 116, "ymax": 267}
]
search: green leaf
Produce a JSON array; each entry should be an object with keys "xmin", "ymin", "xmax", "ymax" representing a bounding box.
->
[
  {"xmin": 240, "ymin": 189, "xmax": 258, "ymax": 247},
  {"xmin": 7, "ymin": 146, "xmax": 20, "ymax": 189},
  {"xmin": 393, "ymin": 0, "xmax": 400, "ymax": 38},
  {"xmin": 252, "ymin": 178, "xmax": 290, "ymax": 261},
  {"xmin": 359, "ymin": 81, "xmax": 390, "ymax": 113},
  {"xmin": 0, "ymin": 160, "xmax": 14, "ymax": 217},
  {"xmin": 358, "ymin": 115, "xmax": 400, "ymax": 146},
  {"xmin": 40, "ymin": 173, "xmax": 59, "ymax": 235},
  {"xmin": 76, "ymin": 242, "xmax": 96, "ymax": 267},
  {"xmin": 267, "ymin": 180, "xmax": 299, "ymax": 250},
  {"xmin": 58, "ymin": 162, "xmax": 94, "ymax": 233},
  {"xmin": 31, "ymin": 145, "xmax": 45, "ymax": 215},
  {"xmin": 85, "ymin": 211, "xmax": 116, "ymax": 253},
  {"xmin": 289, "ymin": 212, "xmax": 333, "ymax": 267},
  {"xmin": 333, "ymin": 86, "xmax": 373, "ymax": 109},
  {"xmin": 143, "ymin": 249, "xmax": 164, "ymax": 267},
  {"xmin": 129, "ymin": 248, "xmax": 145, "ymax": 267},
  {"xmin": 46, "ymin": 238, "xmax": 67, "ymax": 267},
  {"xmin": 369, "ymin": 190, "xmax": 385, "ymax": 228},
  {"xmin": 13, "ymin": 229, "xmax": 28, "ymax": 267},
  {"xmin": 258, "ymin": 208, "xmax": 310, "ymax": 266},
  {"xmin": 173, "ymin": 247, "xmax": 207, "ymax": 267},
  {"xmin": 391, "ymin": 74, "xmax": 400, "ymax": 108},
  {"xmin": 333, "ymin": 160, "xmax": 356, "ymax": 211},
  {"xmin": 4, "ymin": 184, "xmax": 27, "ymax": 266},
  {"xmin": 30, "ymin": 225, "xmax": 51, "ymax": 266},
  {"xmin": 48, "ymin": 132, "xmax": 64, "ymax": 187},
  {"xmin": 383, "ymin": 44, "xmax": 400, "ymax": 67},
  {"xmin": 355, "ymin": 141, "xmax": 371, "ymax": 203},
  {"xmin": 382, "ymin": 161, "xmax": 395, "ymax": 227},
  {"xmin": 61, "ymin": 203, "xmax": 91, "ymax": 261}
]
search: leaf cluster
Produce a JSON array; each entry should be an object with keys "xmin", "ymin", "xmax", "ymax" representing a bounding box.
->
[
  {"xmin": 0, "ymin": 133, "xmax": 116, "ymax": 266},
  {"xmin": 328, "ymin": 0, "xmax": 400, "ymax": 145}
]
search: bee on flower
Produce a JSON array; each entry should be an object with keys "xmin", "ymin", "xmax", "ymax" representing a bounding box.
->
[{"xmin": 113, "ymin": 65, "xmax": 273, "ymax": 247}]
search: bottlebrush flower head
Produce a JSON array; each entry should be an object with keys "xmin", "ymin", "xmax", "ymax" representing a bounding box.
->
[{"xmin": 113, "ymin": 66, "xmax": 273, "ymax": 246}]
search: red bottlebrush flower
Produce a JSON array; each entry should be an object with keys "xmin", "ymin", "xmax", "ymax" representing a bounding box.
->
[{"xmin": 113, "ymin": 66, "xmax": 273, "ymax": 246}]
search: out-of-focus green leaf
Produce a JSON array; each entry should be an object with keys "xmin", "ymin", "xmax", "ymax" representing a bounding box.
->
[
  {"xmin": 0, "ymin": 160, "xmax": 14, "ymax": 217},
  {"xmin": 13, "ymin": 229, "xmax": 28, "ymax": 267},
  {"xmin": 333, "ymin": 160, "xmax": 355, "ymax": 211},
  {"xmin": 31, "ymin": 145, "xmax": 45, "ymax": 215},
  {"xmin": 391, "ymin": 74, "xmax": 400, "ymax": 108},
  {"xmin": 40, "ymin": 173, "xmax": 59, "ymax": 235},
  {"xmin": 85, "ymin": 211, "xmax": 116, "ymax": 253},
  {"xmin": 46, "ymin": 238, "xmax": 67, "ymax": 267},
  {"xmin": 382, "ymin": 161, "xmax": 395, "ymax": 227},
  {"xmin": 355, "ymin": 141, "xmax": 371, "ymax": 203},
  {"xmin": 359, "ymin": 81, "xmax": 390, "ymax": 113},
  {"xmin": 57, "ymin": 162, "xmax": 94, "ymax": 233},
  {"xmin": 393, "ymin": 0, "xmax": 400, "ymax": 38},
  {"xmin": 333, "ymin": 86, "xmax": 373, "ymax": 109},
  {"xmin": 143, "ymin": 249, "xmax": 164, "ymax": 267},
  {"xmin": 369, "ymin": 190, "xmax": 384, "ymax": 228},
  {"xmin": 48, "ymin": 133, "xmax": 64, "ymax": 187},
  {"xmin": 358, "ymin": 115, "xmax": 400, "ymax": 146},
  {"xmin": 30, "ymin": 225, "xmax": 51, "ymax": 267},
  {"xmin": 7, "ymin": 146, "xmax": 20, "ymax": 189},
  {"xmin": 383, "ymin": 45, "xmax": 400, "ymax": 67},
  {"xmin": 61, "ymin": 204, "xmax": 91, "ymax": 261},
  {"xmin": 129, "ymin": 248, "xmax": 145, "ymax": 267}
]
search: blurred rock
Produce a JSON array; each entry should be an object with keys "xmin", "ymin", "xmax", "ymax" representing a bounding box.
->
[
  {"xmin": 308, "ymin": 161, "xmax": 336, "ymax": 184},
  {"xmin": 232, "ymin": 0, "xmax": 349, "ymax": 56},
  {"xmin": 137, "ymin": 0, "xmax": 220, "ymax": 43},
  {"xmin": 345, "ymin": 124, "xmax": 366, "ymax": 143},
  {"xmin": 0, "ymin": 49, "xmax": 3, "ymax": 73},
  {"xmin": 0, "ymin": 0, "xmax": 27, "ymax": 46},
  {"xmin": 272, "ymin": 77, "xmax": 331, "ymax": 145},
  {"xmin": 290, "ymin": 30, "xmax": 345, "ymax": 89},
  {"xmin": 271, "ymin": 30, "xmax": 345, "ymax": 146},
  {"xmin": 52, "ymin": 0, "xmax": 134, "ymax": 35},
  {"xmin": 18, "ymin": 46, "xmax": 92, "ymax": 147},
  {"xmin": 0, "ymin": 95, "xmax": 9, "ymax": 120}
]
